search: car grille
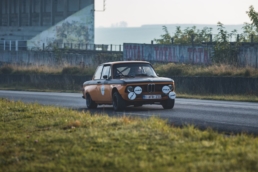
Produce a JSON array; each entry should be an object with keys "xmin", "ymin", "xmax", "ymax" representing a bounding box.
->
[
  {"xmin": 141, "ymin": 84, "xmax": 165, "ymax": 93},
  {"xmin": 147, "ymin": 84, "xmax": 155, "ymax": 92}
]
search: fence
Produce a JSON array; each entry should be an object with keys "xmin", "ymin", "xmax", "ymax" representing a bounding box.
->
[
  {"xmin": 0, "ymin": 40, "xmax": 123, "ymax": 52},
  {"xmin": 1, "ymin": 35, "xmax": 258, "ymax": 68},
  {"xmin": 0, "ymin": 50, "xmax": 123, "ymax": 67},
  {"xmin": 123, "ymin": 43, "xmax": 258, "ymax": 68},
  {"xmin": 0, "ymin": 40, "xmax": 27, "ymax": 51},
  {"xmin": 41, "ymin": 43, "xmax": 123, "ymax": 52}
]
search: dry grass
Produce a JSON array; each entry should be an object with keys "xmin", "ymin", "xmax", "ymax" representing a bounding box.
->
[
  {"xmin": 1, "ymin": 63, "xmax": 257, "ymax": 77},
  {"xmin": 154, "ymin": 63, "xmax": 258, "ymax": 77},
  {"xmin": 0, "ymin": 64, "xmax": 96, "ymax": 75},
  {"xmin": 12, "ymin": 65, "xmax": 65, "ymax": 74}
]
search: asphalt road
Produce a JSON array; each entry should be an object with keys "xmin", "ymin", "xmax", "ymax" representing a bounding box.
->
[{"xmin": 1, "ymin": 90, "xmax": 258, "ymax": 135}]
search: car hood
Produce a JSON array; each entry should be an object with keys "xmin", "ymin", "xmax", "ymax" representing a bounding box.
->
[
  {"xmin": 83, "ymin": 77, "xmax": 174, "ymax": 86},
  {"xmin": 121, "ymin": 77, "xmax": 174, "ymax": 84}
]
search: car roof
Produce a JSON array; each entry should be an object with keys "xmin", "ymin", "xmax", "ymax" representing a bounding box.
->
[{"xmin": 101, "ymin": 61, "xmax": 150, "ymax": 65}]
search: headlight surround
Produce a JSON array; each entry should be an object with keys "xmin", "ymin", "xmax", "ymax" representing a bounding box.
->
[
  {"xmin": 168, "ymin": 82, "xmax": 175, "ymax": 91},
  {"xmin": 127, "ymin": 86, "xmax": 134, "ymax": 93}
]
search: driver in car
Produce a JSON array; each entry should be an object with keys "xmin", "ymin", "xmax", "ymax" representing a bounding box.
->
[{"xmin": 130, "ymin": 66, "xmax": 142, "ymax": 76}]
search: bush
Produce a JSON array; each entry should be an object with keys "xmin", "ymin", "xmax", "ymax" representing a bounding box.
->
[
  {"xmin": 244, "ymin": 69, "xmax": 251, "ymax": 77},
  {"xmin": 0, "ymin": 65, "xmax": 14, "ymax": 74},
  {"xmin": 61, "ymin": 66, "xmax": 96, "ymax": 76},
  {"xmin": 62, "ymin": 67, "xmax": 81, "ymax": 75}
]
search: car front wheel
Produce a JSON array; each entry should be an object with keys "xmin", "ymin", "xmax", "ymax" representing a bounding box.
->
[
  {"xmin": 161, "ymin": 99, "xmax": 175, "ymax": 109},
  {"xmin": 86, "ymin": 93, "xmax": 97, "ymax": 109},
  {"xmin": 112, "ymin": 92, "xmax": 126, "ymax": 111}
]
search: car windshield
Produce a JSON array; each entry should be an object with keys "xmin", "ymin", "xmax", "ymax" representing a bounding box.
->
[{"xmin": 113, "ymin": 63, "xmax": 157, "ymax": 78}]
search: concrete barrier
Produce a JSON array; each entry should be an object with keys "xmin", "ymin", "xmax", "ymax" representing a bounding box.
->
[
  {"xmin": 0, "ymin": 74, "xmax": 257, "ymax": 95},
  {"xmin": 172, "ymin": 76, "xmax": 258, "ymax": 95}
]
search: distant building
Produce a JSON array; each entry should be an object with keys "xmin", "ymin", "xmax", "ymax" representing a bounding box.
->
[{"xmin": 0, "ymin": 0, "xmax": 94, "ymax": 50}]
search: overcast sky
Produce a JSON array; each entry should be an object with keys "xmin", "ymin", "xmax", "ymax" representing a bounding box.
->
[{"xmin": 94, "ymin": 0, "xmax": 258, "ymax": 28}]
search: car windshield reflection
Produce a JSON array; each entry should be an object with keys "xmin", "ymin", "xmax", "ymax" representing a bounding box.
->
[{"xmin": 113, "ymin": 63, "xmax": 157, "ymax": 79}]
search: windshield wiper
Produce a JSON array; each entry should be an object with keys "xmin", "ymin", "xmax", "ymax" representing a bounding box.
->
[
  {"xmin": 135, "ymin": 73, "xmax": 148, "ymax": 76},
  {"xmin": 116, "ymin": 74, "xmax": 134, "ymax": 78},
  {"xmin": 135, "ymin": 74, "xmax": 157, "ymax": 77},
  {"xmin": 148, "ymin": 75, "xmax": 156, "ymax": 77}
]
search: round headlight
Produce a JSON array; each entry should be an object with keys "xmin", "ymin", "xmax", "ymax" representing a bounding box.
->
[
  {"xmin": 162, "ymin": 85, "xmax": 171, "ymax": 94},
  {"xmin": 128, "ymin": 92, "xmax": 136, "ymax": 100},
  {"xmin": 134, "ymin": 86, "xmax": 142, "ymax": 95},
  {"xmin": 127, "ymin": 86, "xmax": 134, "ymax": 92}
]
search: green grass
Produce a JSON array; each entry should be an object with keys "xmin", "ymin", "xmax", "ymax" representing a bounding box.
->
[{"xmin": 1, "ymin": 98, "xmax": 258, "ymax": 171}]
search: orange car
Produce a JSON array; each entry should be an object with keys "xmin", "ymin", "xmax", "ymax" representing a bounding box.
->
[{"xmin": 82, "ymin": 61, "xmax": 176, "ymax": 111}]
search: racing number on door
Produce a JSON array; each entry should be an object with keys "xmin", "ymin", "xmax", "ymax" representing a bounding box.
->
[{"xmin": 99, "ymin": 65, "xmax": 111, "ymax": 102}]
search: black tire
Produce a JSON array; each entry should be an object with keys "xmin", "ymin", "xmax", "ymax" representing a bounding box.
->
[
  {"xmin": 161, "ymin": 99, "xmax": 175, "ymax": 109},
  {"xmin": 86, "ymin": 93, "xmax": 97, "ymax": 109},
  {"xmin": 112, "ymin": 92, "xmax": 126, "ymax": 111}
]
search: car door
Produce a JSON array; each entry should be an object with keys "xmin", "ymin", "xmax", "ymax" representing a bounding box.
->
[
  {"xmin": 90, "ymin": 65, "xmax": 103, "ymax": 102},
  {"xmin": 98, "ymin": 65, "xmax": 112, "ymax": 103}
]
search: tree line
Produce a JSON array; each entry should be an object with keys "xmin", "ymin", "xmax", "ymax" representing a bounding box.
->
[{"xmin": 154, "ymin": 6, "xmax": 258, "ymax": 64}]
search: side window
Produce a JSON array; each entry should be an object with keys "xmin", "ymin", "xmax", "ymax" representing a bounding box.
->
[
  {"xmin": 93, "ymin": 65, "xmax": 103, "ymax": 80},
  {"xmin": 101, "ymin": 65, "xmax": 111, "ymax": 79}
]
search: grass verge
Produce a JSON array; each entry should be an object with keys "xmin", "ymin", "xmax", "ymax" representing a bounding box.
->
[
  {"xmin": 154, "ymin": 63, "xmax": 258, "ymax": 77},
  {"xmin": 0, "ymin": 98, "xmax": 258, "ymax": 171},
  {"xmin": 177, "ymin": 93, "xmax": 258, "ymax": 102}
]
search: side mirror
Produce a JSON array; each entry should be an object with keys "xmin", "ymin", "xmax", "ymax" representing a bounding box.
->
[{"xmin": 103, "ymin": 75, "xmax": 108, "ymax": 79}]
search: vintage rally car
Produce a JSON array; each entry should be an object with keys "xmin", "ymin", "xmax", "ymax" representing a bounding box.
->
[{"xmin": 82, "ymin": 61, "xmax": 176, "ymax": 111}]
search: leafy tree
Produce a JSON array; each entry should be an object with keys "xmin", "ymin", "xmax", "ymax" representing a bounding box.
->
[
  {"xmin": 154, "ymin": 26, "xmax": 172, "ymax": 44},
  {"xmin": 154, "ymin": 26, "xmax": 212, "ymax": 45},
  {"xmin": 154, "ymin": 6, "xmax": 258, "ymax": 65},
  {"xmin": 212, "ymin": 22, "xmax": 239, "ymax": 64},
  {"xmin": 173, "ymin": 26, "xmax": 195, "ymax": 44},
  {"xmin": 239, "ymin": 23, "xmax": 256, "ymax": 42},
  {"xmin": 246, "ymin": 5, "xmax": 258, "ymax": 32},
  {"xmin": 245, "ymin": 6, "xmax": 258, "ymax": 42}
]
